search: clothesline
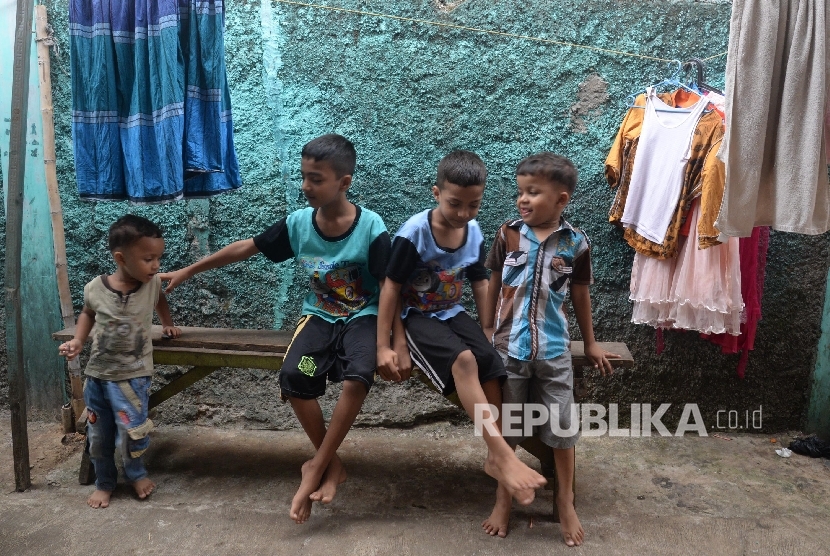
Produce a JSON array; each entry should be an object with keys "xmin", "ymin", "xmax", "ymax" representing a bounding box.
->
[{"xmin": 273, "ymin": 0, "xmax": 729, "ymax": 64}]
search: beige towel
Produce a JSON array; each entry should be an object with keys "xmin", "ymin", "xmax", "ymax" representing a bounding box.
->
[{"xmin": 717, "ymin": 0, "xmax": 830, "ymax": 236}]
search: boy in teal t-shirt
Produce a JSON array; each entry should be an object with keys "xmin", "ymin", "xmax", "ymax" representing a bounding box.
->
[{"xmin": 161, "ymin": 134, "xmax": 390, "ymax": 524}]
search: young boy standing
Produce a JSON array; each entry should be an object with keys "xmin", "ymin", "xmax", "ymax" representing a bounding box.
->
[
  {"xmin": 481, "ymin": 152, "xmax": 617, "ymax": 546},
  {"xmin": 377, "ymin": 150, "xmax": 547, "ymax": 508},
  {"xmin": 59, "ymin": 215, "xmax": 182, "ymax": 509},
  {"xmin": 159, "ymin": 134, "xmax": 390, "ymax": 524}
]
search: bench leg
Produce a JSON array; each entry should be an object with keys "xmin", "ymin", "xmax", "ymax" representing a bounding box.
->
[
  {"xmin": 149, "ymin": 366, "xmax": 220, "ymax": 409},
  {"xmin": 78, "ymin": 436, "xmax": 95, "ymax": 485}
]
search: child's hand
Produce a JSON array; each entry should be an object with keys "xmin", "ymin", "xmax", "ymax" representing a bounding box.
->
[
  {"xmin": 158, "ymin": 269, "xmax": 189, "ymax": 294},
  {"xmin": 377, "ymin": 346, "xmax": 402, "ymax": 382},
  {"xmin": 161, "ymin": 325, "xmax": 182, "ymax": 339},
  {"xmin": 585, "ymin": 342, "xmax": 620, "ymax": 377},
  {"xmin": 394, "ymin": 344, "xmax": 412, "ymax": 381},
  {"xmin": 482, "ymin": 327, "xmax": 494, "ymax": 343},
  {"xmin": 58, "ymin": 339, "xmax": 83, "ymax": 361}
]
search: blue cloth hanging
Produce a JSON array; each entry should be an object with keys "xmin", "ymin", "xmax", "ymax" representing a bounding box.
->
[{"xmin": 69, "ymin": 0, "xmax": 242, "ymax": 203}]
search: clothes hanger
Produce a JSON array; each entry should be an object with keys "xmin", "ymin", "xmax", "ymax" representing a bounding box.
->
[
  {"xmin": 625, "ymin": 60, "xmax": 703, "ymax": 113},
  {"xmin": 682, "ymin": 58, "xmax": 724, "ymax": 96}
]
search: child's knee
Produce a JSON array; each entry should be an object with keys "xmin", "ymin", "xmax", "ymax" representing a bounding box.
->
[
  {"xmin": 343, "ymin": 378, "xmax": 366, "ymax": 392},
  {"xmin": 451, "ymin": 350, "xmax": 477, "ymax": 376},
  {"xmin": 86, "ymin": 411, "xmax": 113, "ymax": 459}
]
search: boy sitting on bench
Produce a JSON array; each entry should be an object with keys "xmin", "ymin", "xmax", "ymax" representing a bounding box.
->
[
  {"xmin": 160, "ymin": 134, "xmax": 390, "ymax": 524},
  {"xmin": 376, "ymin": 150, "xmax": 548, "ymax": 516}
]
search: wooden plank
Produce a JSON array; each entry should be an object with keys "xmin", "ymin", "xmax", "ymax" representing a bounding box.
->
[
  {"xmin": 153, "ymin": 347, "xmax": 286, "ymax": 370},
  {"xmin": 570, "ymin": 341, "xmax": 634, "ymax": 368},
  {"xmin": 36, "ymin": 5, "xmax": 83, "ymax": 412},
  {"xmin": 54, "ymin": 325, "xmax": 295, "ymax": 353},
  {"xmin": 53, "ymin": 326, "xmax": 634, "ymax": 368},
  {"xmin": 7, "ymin": 0, "xmax": 35, "ymax": 492}
]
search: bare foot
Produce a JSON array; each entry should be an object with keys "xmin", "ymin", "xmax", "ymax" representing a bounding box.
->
[
  {"xmin": 484, "ymin": 452, "xmax": 546, "ymax": 505},
  {"xmin": 290, "ymin": 459, "xmax": 325, "ymax": 524},
  {"xmin": 87, "ymin": 489, "xmax": 112, "ymax": 509},
  {"xmin": 556, "ymin": 492, "xmax": 584, "ymax": 547},
  {"xmin": 310, "ymin": 454, "xmax": 346, "ymax": 504},
  {"xmin": 482, "ymin": 482, "xmax": 511, "ymax": 537},
  {"xmin": 133, "ymin": 477, "xmax": 155, "ymax": 499}
]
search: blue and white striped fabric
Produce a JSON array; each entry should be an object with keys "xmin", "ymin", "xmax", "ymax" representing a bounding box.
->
[{"xmin": 70, "ymin": 0, "xmax": 241, "ymax": 203}]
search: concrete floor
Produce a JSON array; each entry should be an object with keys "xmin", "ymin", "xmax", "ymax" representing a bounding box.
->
[{"xmin": 1, "ymin": 412, "xmax": 829, "ymax": 555}]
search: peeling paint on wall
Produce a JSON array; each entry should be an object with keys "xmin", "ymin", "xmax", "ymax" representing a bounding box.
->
[
  {"xmin": 570, "ymin": 73, "xmax": 610, "ymax": 134},
  {"xmin": 434, "ymin": 0, "xmax": 472, "ymax": 13}
]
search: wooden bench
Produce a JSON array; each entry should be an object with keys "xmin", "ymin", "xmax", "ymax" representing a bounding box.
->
[{"xmin": 53, "ymin": 325, "xmax": 633, "ymax": 521}]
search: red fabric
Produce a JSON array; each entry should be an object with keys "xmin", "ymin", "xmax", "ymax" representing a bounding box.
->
[{"xmin": 700, "ymin": 226, "xmax": 770, "ymax": 378}]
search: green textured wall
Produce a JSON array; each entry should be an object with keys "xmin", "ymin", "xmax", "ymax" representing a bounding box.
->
[
  {"xmin": 0, "ymin": 0, "xmax": 66, "ymax": 413},
  {"xmin": 808, "ymin": 266, "xmax": 830, "ymax": 440},
  {"xmin": 7, "ymin": 0, "xmax": 825, "ymax": 431}
]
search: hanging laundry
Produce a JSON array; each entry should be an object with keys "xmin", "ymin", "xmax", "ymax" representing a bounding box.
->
[
  {"xmin": 825, "ymin": 99, "xmax": 830, "ymax": 161},
  {"xmin": 717, "ymin": 0, "xmax": 830, "ymax": 236},
  {"xmin": 703, "ymin": 91, "xmax": 726, "ymax": 125},
  {"xmin": 70, "ymin": 0, "xmax": 242, "ymax": 203},
  {"xmin": 606, "ymin": 91, "xmax": 724, "ymax": 259},
  {"xmin": 621, "ymin": 87, "xmax": 709, "ymax": 244},
  {"xmin": 701, "ymin": 226, "xmax": 770, "ymax": 378},
  {"xmin": 696, "ymin": 138, "xmax": 725, "ymax": 249},
  {"xmin": 630, "ymin": 202, "xmax": 743, "ymax": 335}
]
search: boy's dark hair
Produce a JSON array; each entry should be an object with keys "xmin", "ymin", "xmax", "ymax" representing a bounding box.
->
[
  {"xmin": 516, "ymin": 152, "xmax": 578, "ymax": 194},
  {"xmin": 108, "ymin": 214, "xmax": 163, "ymax": 251},
  {"xmin": 436, "ymin": 150, "xmax": 487, "ymax": 189},
  {"xmin": 301, "ymin": 134, "xmax": 356, "ymax": 178}
]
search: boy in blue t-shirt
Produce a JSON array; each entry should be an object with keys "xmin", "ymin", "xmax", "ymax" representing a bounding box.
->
[
  {"xmin": 376, "ymin": 150, "xmax": 547, "ymax": 512},
  {"xmin": 161, "ymin": 134, "xmax": 390, "ymax": 524}
]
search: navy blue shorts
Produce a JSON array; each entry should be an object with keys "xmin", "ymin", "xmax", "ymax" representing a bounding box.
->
[
  {"xmin": 279, "ymin": 314, "xmax": 377, "ymax": 400},
  {"xmin": 404, "ymin": 311, "xmax": 506, "ymax": 396}
]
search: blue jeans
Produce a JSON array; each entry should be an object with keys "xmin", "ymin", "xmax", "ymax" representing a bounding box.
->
[{"xmin": 83, "ymin": 376, "xmax": 153, "ymax": 492}]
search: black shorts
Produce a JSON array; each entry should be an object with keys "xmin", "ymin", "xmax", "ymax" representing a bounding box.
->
[
  {"xmin": 404, "ymin": 311, "xmax": 506, "ymax": 396},
  {"xmin": 279, "ymin": 314, "xmax": 377, "ymax": 400}
]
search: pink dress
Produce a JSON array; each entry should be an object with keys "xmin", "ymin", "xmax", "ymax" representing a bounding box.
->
[{"xmin": 630, "ymin": 203, "xmax": 743, "ymax": 335}]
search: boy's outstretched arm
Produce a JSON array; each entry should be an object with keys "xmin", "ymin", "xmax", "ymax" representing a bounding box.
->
[
  {"xmin": 159, "ymin": 238, "xmax": 260, "ymax": 293},
  {"xmin": 570, "ymin": 283, "xmax": 619, "ymax": 375},
  {"xmin": 58, "ymin": 307, "xmax": 95, "ymax": 360},
  {"xmin": 155, "ymin": 292, "xmax": 182, "ymax": 339},
  {"xmin": 376, "ymin": 278, "xmax": 407, "ymax": 382}
]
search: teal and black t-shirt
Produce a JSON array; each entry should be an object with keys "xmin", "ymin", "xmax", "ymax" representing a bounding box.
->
[{"xmin": 253, "ymin": 206, "xmax": 390, "ymax": 323}]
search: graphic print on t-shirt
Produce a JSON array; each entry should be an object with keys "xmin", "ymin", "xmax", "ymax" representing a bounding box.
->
[
  {"xmin": 404, "ymin": 261, "xmax": 464, "ymax": 312},
  {"xmin": 94, "ymin": 315, "xmax": 148, "ymax": 372},
  {"xmin": 305, "ymin": 259, "xmax": 371, "ymax": 317}
]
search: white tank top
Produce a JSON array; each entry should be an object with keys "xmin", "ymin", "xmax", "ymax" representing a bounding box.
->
[{"xmin": 621, "ymin": 87, "xmax": 708, "ymax": 244}]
